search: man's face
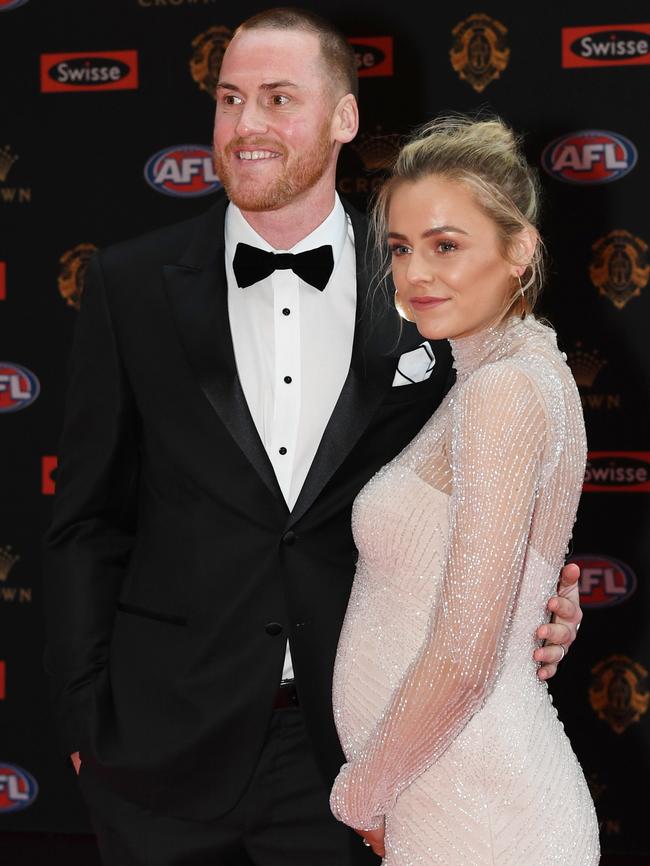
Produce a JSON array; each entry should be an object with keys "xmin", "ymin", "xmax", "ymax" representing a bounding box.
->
[{"xmin": 213, "ymin": 28, "xmax": 340, "ymax": 212}]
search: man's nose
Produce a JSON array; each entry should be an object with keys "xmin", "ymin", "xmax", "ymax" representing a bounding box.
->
[{"xmin": 235, "ymin": 102, "xmax": 268, "ymax": 137}]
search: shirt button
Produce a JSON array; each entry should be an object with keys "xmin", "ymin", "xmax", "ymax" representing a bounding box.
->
[
  {"xmin": 279, "ymin": 447, "xmax": 287, "ymax": 455},
  {"xmin": 282, "ymin": 530, "xmax": 297, "ymax": 546},
  {"xmin": 265, "ymin": 622, "xmax": 283, "ymax": 636},
  {"xmin": 282, "ymin": 308, "xmax": 291, "ymax": 316},
  {"xmin": 284, "ymin": 376, "xmax": 292, "ymax": 384}
]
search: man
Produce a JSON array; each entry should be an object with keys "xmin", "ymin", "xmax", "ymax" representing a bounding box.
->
[{"xmin": 43, "ymin": 8, "xmax": 582, "ymax": 865}]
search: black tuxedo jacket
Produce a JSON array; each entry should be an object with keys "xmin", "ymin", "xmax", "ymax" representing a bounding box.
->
[{"xmin": 43, "ymin": 191, "xmax": 453, "ymax": 820}]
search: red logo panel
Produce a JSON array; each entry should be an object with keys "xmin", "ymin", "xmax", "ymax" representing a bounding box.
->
[
  {"xmin": 40, "ymin": 50, "xmax": 139, "ymax": 93},
  {"xmin": 562, "ymin": 23, "xmax": 650, "ymax": 68},
  {"xmin": 348, "ymin": 37, "xmax": 394, "ymax": 77},
  {"xmin": 42, "ymin": 456, "xmax": 57, "ymax": 495},
  {"xmin": 583, "ymin": 451, "xmax": 650, "ymax": 492}
]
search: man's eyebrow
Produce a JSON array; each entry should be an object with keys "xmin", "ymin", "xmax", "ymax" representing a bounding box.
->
[
  {"xmin": 216, "ymin": 80, "xmax": 299, "ymax": 91},
  {"xmin": 387, "ymin": 225, "xmax": 470, "ymax": 240}
]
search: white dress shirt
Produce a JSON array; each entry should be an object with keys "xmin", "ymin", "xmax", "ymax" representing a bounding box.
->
[{"xmin": 225, "ymin": 194, "xmax": 357, "ymax": 680}]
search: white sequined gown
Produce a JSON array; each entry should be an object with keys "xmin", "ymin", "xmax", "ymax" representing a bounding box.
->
[{"xmin": 330, "ymin": 316, "xmax": 600, "ymax": 865}]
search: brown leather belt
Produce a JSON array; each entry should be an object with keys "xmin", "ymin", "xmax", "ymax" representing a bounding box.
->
[{"xmin": 273, "ymin": 680, "xmax": 299, "ymax": 709}]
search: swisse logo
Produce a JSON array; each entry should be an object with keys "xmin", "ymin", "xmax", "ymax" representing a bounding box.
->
[
  {"xmin": 144, "ymin": 145, "xmax": 221, "ymax": 197},
  {"xmin": 562, "ymin": 24, "xmax": 650, "ymax": 68},
  {"xmin": 41, "ymin": 51, "xmax": 138, "ymax": 93},
  {"xmin": 541, "ymin": 130, "xmax": 637, "ymax": 184},
  {"xmin": 0, "ymin": 0, "xmax": 30, "ymax": 9},
  {"xmin": 348, "ymin": 37, "xmax": 394, "ymax": 77},
  {"xmin": 0, "ymin": 764, "xmax": 38, "ymax": 813},
  {"xmin": 570, "ymin": 555, "xmax": 637, "ymax": 608},
  {"xmin": 0, "ymin": 363, "xmax": 40, "ymax": 412},
  {"xmin": 584, "ymin": 451, "xmax": 650, "ymax": 492}
]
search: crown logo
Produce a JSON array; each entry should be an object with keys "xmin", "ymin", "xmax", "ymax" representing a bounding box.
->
[
  {"xmin": 349, "ymin": 128, "xmax": 402, "ymax": 172},
  {"xmin": 566, "ymin": 343, "xmax": 607, "ymax": 388},
  {"xmin": 0, "ymin": 146, "xmax": 19, "ymax": 183},
  {"xmin": 0, "ymin": 545, "xmax": 20, "ymax": 582}
]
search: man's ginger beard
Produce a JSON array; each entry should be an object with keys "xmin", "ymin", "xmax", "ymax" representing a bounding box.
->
[{"xmin": 214, "ymin": 117, "xmax": 335, "ymax": 212}]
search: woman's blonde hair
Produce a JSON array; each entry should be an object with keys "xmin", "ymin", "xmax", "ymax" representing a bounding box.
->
[{"xmin": 371, "ymin": 113, "xmax": 546, "ymax": 319}]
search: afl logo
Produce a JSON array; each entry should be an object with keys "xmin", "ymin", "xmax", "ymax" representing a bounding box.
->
[
  {"xmin": 541, "ymin": 130, "xmax": 637, "ymax": 184},
  {"xmin": 0, "ymin": 764, "xmax": 38, "ymax": 813},
  {"xmin": 0, "ymin": 0, "xmax": 30, "ymax": 9},
  {"xmin": 570, "ymin": 554, "xmax": 637, "ymax": 608},
  {"xmin": 0, "ymin": 363, "xmax": 40, "ymax": 413},
  {"xmin": 144, "ymin": 145, "xmax": 221, "ymax": 198}
]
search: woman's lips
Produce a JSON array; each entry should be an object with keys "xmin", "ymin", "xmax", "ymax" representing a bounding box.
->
[{"xmin": 409, "ymin": 296, "xmax": 449, "ymax": 311}]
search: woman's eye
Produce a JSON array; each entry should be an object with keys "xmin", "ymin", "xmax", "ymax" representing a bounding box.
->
[
  {"xmin": 270, "ymin": 94, "xmax": 290, "ymax": 106},
  {"xmin": 437, "ymin": 240, "xmax": 457, "ymax": 254},
  {"xmin": 389, "ymin": 244, "xmax": 410, "ymax": 257},
  {"xmin": 223, "ymin": 94, "xmax": 243, "ymax": 106}
]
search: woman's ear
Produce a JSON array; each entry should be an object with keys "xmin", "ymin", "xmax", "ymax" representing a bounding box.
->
[{"xmin": 510, "ymin": 227, "xmax": 538, "ymax": 275}]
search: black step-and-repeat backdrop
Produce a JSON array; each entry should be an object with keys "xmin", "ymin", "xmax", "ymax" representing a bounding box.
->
[{"xmin": 1, "ymin": 0, "xmax": 649, "ymax": 857}]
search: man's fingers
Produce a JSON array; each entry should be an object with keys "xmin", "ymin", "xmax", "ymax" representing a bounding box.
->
[
  {"xmin": 547, "ymin": 594, "xmax": 578, "ymax": 621},
  {"xmin": 538, "ymin": 622, "xmax": 572, "ymax": 646},
  {"xmin": 558, "ymin": 561, "xmax": 580, "ymax": 589},
  {"xmin": 537, "ymin": 661, "xmax": 558, "ymax": 681}
]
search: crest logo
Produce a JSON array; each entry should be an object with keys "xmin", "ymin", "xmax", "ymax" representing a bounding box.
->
[
  {"xmin": 0, "ymin": 546, "xmax": 31, "ymax": 605},
  {"xmin": 566, "ymin": 342, "xmax": 621, "ymax": 411},
  {"xmin": 0, "ymin": 764, "xmax": 38, "ymax": 812},
  {"xmin": 0, "ymin": 546, "xmax": 19, "ymax": 583},
  {"xmin": 0, "ymin": 363, "xmax": 40, "ymax": 412},
  {"xmin": 58, "ymin": 243, "xmax": 98, "ymax": 310},
  {"xmin": 569, "ymin": 554, "xmax": 637, "ymax": 608},
  {"xmin": 590, "ymin": 655, "xmax": 650, "ymax": 734},
  {"xmin": 0, "ymin": 145, "xmax": 18, "ymax": 183},
  {"xmin": 590, "ymin": 229, "xmax": 648, "ymax": 309},
  {"xmin": 0, "ymin": 0, "xmax": 30, "ymax": 9},
  {"xmin": 349, "ymin": 128, "xmax": 401, "ymax": 172},
  {"xmin": 348, "ymin": 37, "xmax": 394, "ymax": 77},
  {"xmin": 190, "ymin": 26, "xmax": 231, "ymax": 98},
  {"xmin": 562, "ymin": 24, "xmax": 650, "ymax": 68},
  {"xmin": 144, "ymin": 145, "xmax": 221, "ymax": 197},
  {"xmin": 584, "ymin": 451, "xmax": 650, "ymax": 492},
  {"xmin": 566, "ymin": 342, "xmax": 607, "ymax": 389},
  {"xmin": 541, "ymin": 130, "xmax": 637, "ymax": 184},
  {"xmin": 41, "ymin": 51, "xmax": 139, "ymax": 93},
  {"xmin": 450, "ymin": 13, "xmax": 510, "ymax": 92}
]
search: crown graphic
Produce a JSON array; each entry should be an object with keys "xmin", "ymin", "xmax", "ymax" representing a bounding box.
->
[
  {"xmin": 0, "ymin": 545, "xmax": 20, "ymax": 582},
  {"xmin": 0, "ymin": 146, "xmax": 18, "ymax": 183},
  {"xmin": 349, "ymin": 130, "xmax": 402, "ymax": 172},
  {"xmin": 566, "ymin": 343, "xmax": 607, "ymax": 388}
]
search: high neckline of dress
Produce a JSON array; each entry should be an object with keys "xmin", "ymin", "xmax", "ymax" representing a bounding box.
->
[{"xmin": 449, "ymin": 315, "xmax": 533, "ymax": 379}]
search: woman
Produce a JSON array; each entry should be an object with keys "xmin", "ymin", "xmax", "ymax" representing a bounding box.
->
[{"xmin": 329, "ymin": 115, "xmax": 600, "ymax": 864}]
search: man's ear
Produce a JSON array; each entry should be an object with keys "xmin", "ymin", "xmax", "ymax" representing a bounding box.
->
[{"xmin": 332, "ymin": 94, "xmax": 359, "ymax": 145}]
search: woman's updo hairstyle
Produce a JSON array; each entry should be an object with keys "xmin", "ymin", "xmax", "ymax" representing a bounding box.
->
[{"xmin": 371, "ymin": 113, "xmax": 545, "ymax": 318}]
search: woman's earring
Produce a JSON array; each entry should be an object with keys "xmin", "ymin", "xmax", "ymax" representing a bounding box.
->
[
  {"xmin": 517, "ymin": 274, "xmax": 525, "ymax": 299},
  {"xmin": 394, "ymin": 289, "xmax": 416, "ymax": 323}
]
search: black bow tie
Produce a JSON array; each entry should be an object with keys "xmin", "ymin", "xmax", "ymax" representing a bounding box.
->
[{"xmin": 233, "ymin": 242, "xmax": 334, "ymax": 292}]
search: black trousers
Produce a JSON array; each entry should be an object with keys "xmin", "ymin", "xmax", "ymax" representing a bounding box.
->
[{"xmin": 78, "ymin": 708, "xmax": 381, "ymax": 866}]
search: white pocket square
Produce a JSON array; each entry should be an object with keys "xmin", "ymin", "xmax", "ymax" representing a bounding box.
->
[{"xmin": 392, "ymin": 342, "xmax": 436, "ymax": 387}]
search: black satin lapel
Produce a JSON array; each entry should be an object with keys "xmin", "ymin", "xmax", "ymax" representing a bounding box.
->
[{"xmin": 162, "ymin": 261, "xmax": 285, "ymax": 505}]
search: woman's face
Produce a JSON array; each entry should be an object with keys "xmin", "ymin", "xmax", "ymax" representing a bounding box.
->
[{"xmin": 387, "ymin": 175, "xmax": 518, "ymax": 341}]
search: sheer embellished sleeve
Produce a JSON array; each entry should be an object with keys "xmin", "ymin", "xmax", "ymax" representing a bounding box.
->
[{"xmin": 330, "ymin": 361, "xmax": 549, "ymax": 830}]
